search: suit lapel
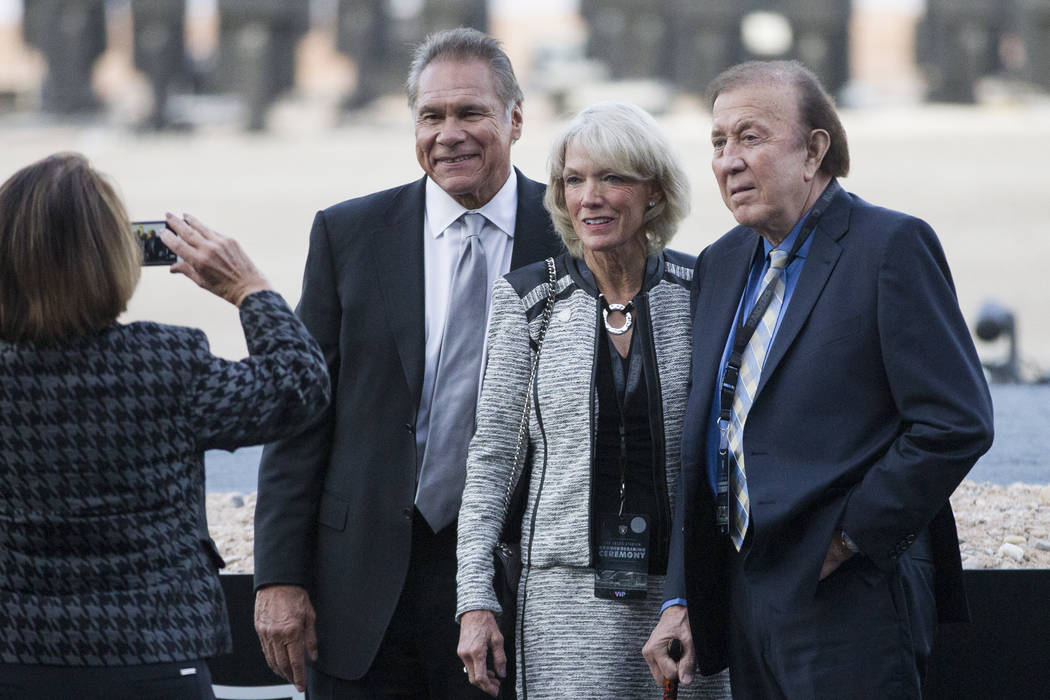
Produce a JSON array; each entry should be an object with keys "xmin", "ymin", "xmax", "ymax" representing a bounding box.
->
[
  {"xmin": 695, "ymin": 234, "xmax": 760, "ymax": 398},
  {"xmin": 370, "ymin": 170, "xmax": 555, "ymax": 406},
  {"xmin": 371, "ymin": 177, "xmax": 427, "ymax": 405},
  {"xmin": 756, "ymin": 188, "xmax": 850, "ymax": 395},
  {"xmin": 510, "ymin": 168, "xmax": 560, "ymax": 268}
]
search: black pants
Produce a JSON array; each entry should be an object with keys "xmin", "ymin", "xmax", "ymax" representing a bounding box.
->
[
  {"xmin": 307, "ymin": 510, "xmax": 489, "ymax": 700},
  {"xmin": 727, "ymin": 535, "xmax": 937, "ymax": 700},
  {"xmin": 0, "ymin": 659, "xmax": 214, "ymax": 700}
]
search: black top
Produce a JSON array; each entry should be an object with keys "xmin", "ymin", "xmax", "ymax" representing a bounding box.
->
[{"xmin": 592, "ymin": 313, "xmax": 667, "ymax": 574}]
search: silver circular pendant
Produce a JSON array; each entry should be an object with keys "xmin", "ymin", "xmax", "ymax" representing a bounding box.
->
[{"xmin": 603, "ymin": 303, "xmax": 633, "ymax": 335}]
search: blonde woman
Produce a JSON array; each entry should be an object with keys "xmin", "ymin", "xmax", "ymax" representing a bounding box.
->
[{"xmin": 456, "ymin": 103, "xmax": 731, "ymax": 698}]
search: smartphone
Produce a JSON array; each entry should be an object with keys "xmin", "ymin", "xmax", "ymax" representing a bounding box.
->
[{"xmin": 131, "ymin": 220, "xmax": 178, "ymax": 266}]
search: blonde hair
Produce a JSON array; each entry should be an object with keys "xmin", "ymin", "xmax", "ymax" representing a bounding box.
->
[
  {"xmin": 0, "ymin": 152, "xmax": 141, "ymax": 344},
  {"xmin": 544, "ymin": 101, "xmax": 691, "ymax": 258}
]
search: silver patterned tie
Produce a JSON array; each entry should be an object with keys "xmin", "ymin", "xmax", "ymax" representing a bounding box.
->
[
  {"xmin": 728, "ymin": 249, "xmax": 789, "ymax": 551},
  {"xmin": 416, "ymin": 212, "xmax": 489, "ymax": 532}
]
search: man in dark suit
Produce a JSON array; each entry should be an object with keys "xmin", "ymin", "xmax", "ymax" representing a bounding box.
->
[
  {"xmin": 252, "ymin": 28, "xmax": 562, "ymax": 698},
  {"xmin": 644, "ymin": 61, "xmax": 993, "ymax": 698}
]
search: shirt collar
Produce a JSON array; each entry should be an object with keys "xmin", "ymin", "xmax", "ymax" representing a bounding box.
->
[
  {"xmin": 425, "ymin": 170, "xmax": 517, "ymax": 240},
  {"xmin": 761, "ymin": 207, "xmax": 815, "ymax": 261}
]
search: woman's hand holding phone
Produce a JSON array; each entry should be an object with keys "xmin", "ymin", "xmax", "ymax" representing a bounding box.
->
[{"xmin": 161, "ymin": 213, "xmax": 272, "ymax": 307}]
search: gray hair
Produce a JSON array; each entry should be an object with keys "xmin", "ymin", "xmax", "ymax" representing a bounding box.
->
[
  {"xmin": 706, "ymin": 60, "xmax": 850, "ymax": 178},
  {"xmin": 544, "ymin": 101, "xmax": 691, "ymax": 258},
  {"xmin": 406, "ymin": 27, "xmax": 523, "ymax": 114}
]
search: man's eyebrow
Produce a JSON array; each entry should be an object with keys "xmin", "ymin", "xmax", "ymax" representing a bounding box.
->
[
  {"xmin": 714, "ymin": 118, "xmax": 759, "ymax": 138},
  {"xmin": 453, "ymin": 101, "xmax": 492, "ymax": 113}
]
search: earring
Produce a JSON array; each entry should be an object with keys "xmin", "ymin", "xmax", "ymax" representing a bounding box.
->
[{"xmin": 648, "ymin": 200, "xmax": 656, "ymax": 208}]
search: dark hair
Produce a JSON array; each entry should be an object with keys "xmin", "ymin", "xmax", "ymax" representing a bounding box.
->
[
  {"xmin": 706, "ymin": 60, "xmax": 850, "ymax": 178},
  {"xmin": 0, "ymin": 152, "xmax": 140, "ymax": 344},
  {"xmin": 406, "ymin": 27, "xmax": 523, "ymax": 113}
]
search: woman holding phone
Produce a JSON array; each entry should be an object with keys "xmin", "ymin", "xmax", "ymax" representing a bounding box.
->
[{"xmin": 0, "ymin": 152, "xmax": 329, "ymax": 699}]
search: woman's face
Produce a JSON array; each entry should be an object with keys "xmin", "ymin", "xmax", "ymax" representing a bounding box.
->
[{"xmin": 562, "ymin": 143, "xmax": 659, "ymax": 257}]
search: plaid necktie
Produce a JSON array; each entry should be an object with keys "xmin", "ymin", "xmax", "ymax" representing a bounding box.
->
[{"xmin": 728, "ymin": 249, "xmax": 789, "ymax": 551}]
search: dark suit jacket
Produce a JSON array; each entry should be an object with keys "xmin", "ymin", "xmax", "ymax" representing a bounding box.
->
[
  {"xmin": 673, "ymin": 181, "xmax": 994, "ymax": 674},
  {"xmin": 254, "ymin": 169, "xmax": 563, "ymax": 679}
]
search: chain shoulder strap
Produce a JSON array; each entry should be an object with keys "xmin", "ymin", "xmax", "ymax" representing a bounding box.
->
[{"xmin": 496, "ymin": 257, "xmax": 558, "ymax": 524}]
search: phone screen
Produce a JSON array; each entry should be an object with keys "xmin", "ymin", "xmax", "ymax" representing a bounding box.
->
[{"xmin": 131, "ymin": 220, "xmax": 177, "ymax": 266}]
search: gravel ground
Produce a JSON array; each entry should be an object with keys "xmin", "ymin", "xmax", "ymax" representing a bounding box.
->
[
  {"xmin": 208, "ymin": 492, "xmax": 257, "ymax": 573},
  {"xmin": 207, "ymin": 481, "xmax": 1050, "ymax": 575},
  {"xmin": 952, "ymin": 481, "xmax": 1050, "ymax": 570}
]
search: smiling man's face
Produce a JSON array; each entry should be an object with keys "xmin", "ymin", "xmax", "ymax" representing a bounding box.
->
[{"xmin": 413, "ymin": 58, "xmax": 522, "ymax": 210}]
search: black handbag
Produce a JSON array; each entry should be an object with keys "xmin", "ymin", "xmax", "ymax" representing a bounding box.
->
[{"xmin": 491, "ymin": 256, "xmax": 557, "ymax": 698}]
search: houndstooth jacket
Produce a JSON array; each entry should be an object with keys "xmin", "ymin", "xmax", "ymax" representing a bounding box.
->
[{"xmin": 0, "ymin": 290, "xmax": 329, "ymax": 666}]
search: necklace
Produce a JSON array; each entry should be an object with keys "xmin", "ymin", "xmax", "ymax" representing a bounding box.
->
[{"xmin": 601, "ymin": 297, "xmax": 634, "ymax": 335}]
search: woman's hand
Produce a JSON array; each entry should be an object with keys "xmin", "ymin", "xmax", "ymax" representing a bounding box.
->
[
  {"xmin": 161, "ymin": 212, "xmax": 271, "ymax": 306},
  {"xmin": 457, "ymin": 609, "xmax": 506, "ymax": 697}
]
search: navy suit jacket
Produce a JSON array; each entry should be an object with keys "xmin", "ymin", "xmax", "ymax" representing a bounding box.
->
[
  {"xmin": 672, "ymin": 181, "xmax": 994, "ymax": 674},
  {"xmin": 253, "ymin": 169, "xmax": 563, "ymax": 679}
]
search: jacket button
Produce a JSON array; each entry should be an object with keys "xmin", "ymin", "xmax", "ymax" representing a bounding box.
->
[
  {"xmin": 404, "ymin": 423, "xmax": 414, "ymax": 432},
  {"xmin": 402, "ymin": 507, "xmax": 412, "ymax": 520}
]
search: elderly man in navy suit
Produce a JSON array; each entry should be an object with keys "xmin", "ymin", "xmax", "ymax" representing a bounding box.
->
[
  {"xmin": 252, "ymin": 28, "xmax": 562, "ymax": 699},
  {"xmin": 644, "ymin": 60, "xmax": 993, "ymax": 699}
]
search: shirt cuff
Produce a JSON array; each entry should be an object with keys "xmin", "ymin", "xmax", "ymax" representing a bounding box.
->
[
  {"xmin": 841, "ymin": 529, "xmax": 861, "ymax": 554},
  {"xmin": 661, "ymin": 598, "xmax": 688, "ymax": 614}
]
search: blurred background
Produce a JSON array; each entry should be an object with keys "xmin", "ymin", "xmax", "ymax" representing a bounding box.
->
[{"xmin": 1, "ymin": 0, "xmax": 1048, "ymax": 389}]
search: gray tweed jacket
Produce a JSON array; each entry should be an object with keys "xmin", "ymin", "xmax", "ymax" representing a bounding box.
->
[
  {"xmin": 456, "ymin": 250, "xmax": 695, "ymax": 619},
  {"xmin": 0, "ymin": 291, "xmax": 329, "ymax": 665}
]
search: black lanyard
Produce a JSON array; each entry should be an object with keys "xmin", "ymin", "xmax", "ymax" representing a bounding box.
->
[
  {"xmin": 715, "ymin": 181, "xmax": 837, "ymax": 533},
  {"xmin": 607, "ymin": 317, "xmax": 643, "ymax": 516}
]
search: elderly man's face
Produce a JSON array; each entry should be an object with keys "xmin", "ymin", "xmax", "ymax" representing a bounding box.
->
[
  {"xmin": 710, "ymin": 82, "xmax": 816, "ymax": 244},
  {"xmin": 414, "ymin": 58, "xmax": 522, "ymax": 210}
]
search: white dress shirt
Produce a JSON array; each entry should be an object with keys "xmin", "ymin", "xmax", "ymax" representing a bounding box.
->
[{"xmin": 414, "ymin": 172, "xmax": 518, "ymax": 465}]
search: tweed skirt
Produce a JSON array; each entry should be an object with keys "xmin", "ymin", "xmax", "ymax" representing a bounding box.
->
[{"xmin": 515, "ymin": 566, "xmax": 730, "ymax": 699}]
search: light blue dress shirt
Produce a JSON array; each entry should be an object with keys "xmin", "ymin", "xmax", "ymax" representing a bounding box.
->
[{"xmin": 661, "ymin": 212, "xmax": 814, "ymax": 613}]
